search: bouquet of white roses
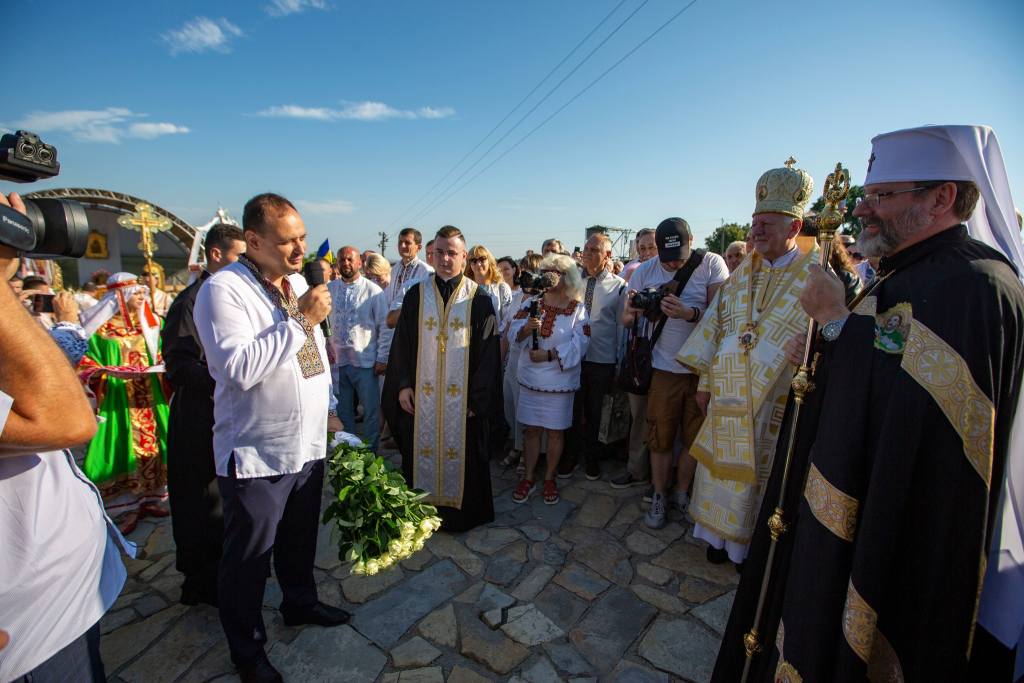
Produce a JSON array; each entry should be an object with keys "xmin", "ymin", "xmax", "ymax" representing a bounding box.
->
[{"xmin": 323, "ymin": 432, "xmax": 442, "ymax": 576}]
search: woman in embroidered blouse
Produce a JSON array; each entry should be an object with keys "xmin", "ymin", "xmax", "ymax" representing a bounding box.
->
[
  {"xmin": 506, "ymin": 254, "xmax": 590, "ymax": 505},
  {"xmin": 465, "ymin": 245, "xmax": 513, "ymax": 334}
]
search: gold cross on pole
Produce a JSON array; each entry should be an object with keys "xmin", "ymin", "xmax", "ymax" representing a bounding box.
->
[{"xmin": 118, "ymin": 202, "xmax": 172, "ymax": 310}]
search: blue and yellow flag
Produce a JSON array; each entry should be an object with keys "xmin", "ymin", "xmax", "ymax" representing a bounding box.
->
[{"xmin": 316, "ymin": 239, "xmax": 334, "ymax": 263}]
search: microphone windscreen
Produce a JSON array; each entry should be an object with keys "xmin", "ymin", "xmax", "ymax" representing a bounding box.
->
[
  {"xmin": 539, "ymin": 272, "xmax": 559, "ymax": 289},
  {"xmin": 301, "ymin": 261, "xmax": 326, "ymax": 286}
]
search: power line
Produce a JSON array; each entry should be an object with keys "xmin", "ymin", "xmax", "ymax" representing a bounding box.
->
[
  {"xmin": 408, "ymin": 0, "xmax": 702, "ymax": 227},
  {"xmin": 400, "ymin": 0, "xmax": 654, "ymax": 229},
  {"xmin": 378, "ymin": 0, "xmax": 631, "ymax": 236}
]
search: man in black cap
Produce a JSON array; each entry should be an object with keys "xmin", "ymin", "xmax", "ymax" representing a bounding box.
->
[{"xmin": 622, "ymin": 218, "xmax": 729, "ymax": 529}]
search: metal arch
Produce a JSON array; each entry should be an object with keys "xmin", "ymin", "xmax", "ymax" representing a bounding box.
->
[{"xmin": 22, "ymin": 187, "xmax": 195, "ymax": 255}]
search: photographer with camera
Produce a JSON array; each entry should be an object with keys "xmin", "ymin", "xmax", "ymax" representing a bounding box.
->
[
  {"xmin": 621, "ymin": 218, "xmax": 728, "ymax": 529},
  {"xmin": 1, "ymin": 188, "xmax": 132, "ymax": 683}
]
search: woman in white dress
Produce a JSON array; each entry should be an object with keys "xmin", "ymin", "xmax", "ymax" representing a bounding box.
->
[
  {"xmin": 507, "ymin": 254, "xmax": 590, "ymax": 505},
  {"xmin": 465, "ymin": 246, "xmax": 513, "ymax": 334},
  {"xmin": 500, "ymin": 254, "xmax": 540, "ymax": 473}
]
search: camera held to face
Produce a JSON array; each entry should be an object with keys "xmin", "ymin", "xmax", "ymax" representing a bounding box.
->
[{"xmin": 0, "ymin": 131, "xmax": 89, "ymax": 258}]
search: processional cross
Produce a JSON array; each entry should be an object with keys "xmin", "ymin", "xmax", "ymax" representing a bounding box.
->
[{"xmin": 118, "ymin": 202, "xmax": 172, "ymax": 308}]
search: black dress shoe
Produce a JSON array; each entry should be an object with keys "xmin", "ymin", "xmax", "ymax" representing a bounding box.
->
[
  {"xmin": 282, "ymin": 601, "xmax": 351, "ymax": 627},
  {"xmin": 237, "ymin": 657, "xmax": 283, "ymax": 683},
  {"xmin": 180, "ymin": 586, "xmax": 219, "ymax": 608},
  {"xmin": 706, "ymin": 545, "xmax": 729, "ymax": 565}
]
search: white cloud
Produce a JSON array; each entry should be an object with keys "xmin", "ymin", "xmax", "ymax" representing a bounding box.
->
[
  {"xmin": 255, "ymin": 101, "xmax": 455, "ymax": 122},
  {"xmin": 3, "ymin": 108, "xmax": 190, "ymax": 144},
  {"xmin": 162, "ymin": 17, "xmax": 242, "ymax": 55},
  {"xmin": 294, "ymin": 199, "xmax": 356, "ymax": 215},
  {"xmin": 128, "ymin": 122, "xmax": 190, "ymax": 139},
  {"xmin": 265, "ymin": 0, "xmax": 326, "ymax": 17},
  {"xmin": 255, "ymin": 105, "xmax": 335, "ymax": 120}
]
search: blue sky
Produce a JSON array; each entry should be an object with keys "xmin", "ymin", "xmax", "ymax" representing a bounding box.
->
[{"xmin": 4, "ymin": 0, "xmax": 1023, "ymax": 259}]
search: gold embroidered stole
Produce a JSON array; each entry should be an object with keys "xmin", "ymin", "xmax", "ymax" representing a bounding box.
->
[
  {"xmin": 413, "ymin": 278, "xmax": 477, "ymax": 509},
  {"xmin": 677, "ymin": 243, "xmax": 817, "ymax": 483}
]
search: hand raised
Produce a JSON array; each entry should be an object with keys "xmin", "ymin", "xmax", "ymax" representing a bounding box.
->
[{"xmin": 297, "ymin": 284, "xmax": 332, "ymax": 326}]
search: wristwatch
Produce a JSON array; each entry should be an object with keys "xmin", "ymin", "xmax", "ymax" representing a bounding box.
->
[{"xmin": 821, "ymin": 316, "xmax": 848, "ymax": 342}]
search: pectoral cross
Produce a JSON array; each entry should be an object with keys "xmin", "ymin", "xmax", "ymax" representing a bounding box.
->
[{"xmin": 437, "ymin": 333, "xmax": 448, "ymax": 354}]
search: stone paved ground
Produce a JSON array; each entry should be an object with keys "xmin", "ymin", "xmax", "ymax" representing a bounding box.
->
[{"xmin": 100, "ymin": 444, "xmax": 734, "ymax": 683}]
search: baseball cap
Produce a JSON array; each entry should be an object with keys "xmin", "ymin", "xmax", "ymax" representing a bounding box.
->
[{"xmin": 655, "ymin": 218, "xmax": 692, "ymax": 263}]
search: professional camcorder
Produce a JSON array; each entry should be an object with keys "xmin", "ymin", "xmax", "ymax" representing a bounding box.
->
[
  {"xmin": 519, "ymin": 271, "xmax": 551, "ymax": 296},
  {"xmin": 0, "ymin": 131, "xmax": 89, "ymax": 258}
]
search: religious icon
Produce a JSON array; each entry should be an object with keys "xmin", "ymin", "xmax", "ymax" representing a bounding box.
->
[
  {"xmin": 738, "ymin": 322, "xmax": 759, "ymax": 353},
  {"xmin": 85, "ymin": 230, "xmax": 109, "ymax": 259}
]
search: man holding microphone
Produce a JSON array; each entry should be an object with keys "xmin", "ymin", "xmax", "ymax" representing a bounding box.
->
[{"xmin": 195, "ymin": 193, "xmax": 347, "ymax": 683}]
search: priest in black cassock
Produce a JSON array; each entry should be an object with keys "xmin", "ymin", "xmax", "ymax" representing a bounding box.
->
[
  {"xmin": 382, "ymin": 225, "xmax": 502, "ymax": 532},
  {"xmin": 715, "ymin": 126, "xmax": 1024, "ymax": 683},
  {"xmin": 161, "ymin": 223, "xmax": 246, "ymax": 607}
]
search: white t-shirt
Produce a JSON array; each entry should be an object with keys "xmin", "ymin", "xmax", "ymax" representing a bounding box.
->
[{"xmin": 627, "ymin": 253, "xmax": 729, "ymax": 373}]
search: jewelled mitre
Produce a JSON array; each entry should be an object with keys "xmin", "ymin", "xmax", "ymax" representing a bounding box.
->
[{"xmin": 754, "ymin": 157, "xmax": 814, "ymax": 218}]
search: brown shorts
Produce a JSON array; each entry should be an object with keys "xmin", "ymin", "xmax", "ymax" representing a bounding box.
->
[{"xmin": 645, "ymin": 369, "xmax": 703, "ymax": 453}]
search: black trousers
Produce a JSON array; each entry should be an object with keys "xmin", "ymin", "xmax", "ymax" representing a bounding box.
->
[
  {"xmin": 167, "ymin": 388, "xmax": 223, "ymax": 598},
  {"xmin": 217, "ymin": 456, "xmax": 323, "ymax": 666},
  {"xmin": 567, "ymin": 361, "xmax": 616, "ymax": 463},
  {"xmin": 13, "ymin": 621, "xmax": 105, "ymax": 683}
]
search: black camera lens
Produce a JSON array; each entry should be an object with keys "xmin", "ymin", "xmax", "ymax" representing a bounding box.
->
[{"xmin": 19, "ymin": 142, "xmax": 35, "ymax": 158}]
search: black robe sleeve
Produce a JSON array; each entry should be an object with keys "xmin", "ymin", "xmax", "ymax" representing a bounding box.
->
[
  {"xmin": 160, "ymin": 277, "xmax": 215, "ymax": 395},
  {"xmin": 467, "ymin": 289, "xmax": 503, "ymax": 421}
]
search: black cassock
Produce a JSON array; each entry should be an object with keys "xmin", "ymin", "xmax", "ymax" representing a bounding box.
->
[
  {"xmin": 716, "ymin": 226, "xmax": 1024, "ymax": 682},
  {"xmin": 160, "ymin": 270, "xmax": 224, "ymax": 601},
  {"xmin": 381, "ymin": 273, "xmax": 503, "ymax": 532}
]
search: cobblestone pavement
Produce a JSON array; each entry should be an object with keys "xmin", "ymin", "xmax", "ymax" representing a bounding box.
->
[{"xmin": 101, "ymin": 446, "xmax": 733, "ymax": 683}]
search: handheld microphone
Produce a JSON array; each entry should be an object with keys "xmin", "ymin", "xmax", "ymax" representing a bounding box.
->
[
  {"xmin": 301, "ymin": 261, "xmax": 332, "ymax": 339},
  {"xmin": 529, "ymin": 272, "xmax": 559, "ymax": 350}
]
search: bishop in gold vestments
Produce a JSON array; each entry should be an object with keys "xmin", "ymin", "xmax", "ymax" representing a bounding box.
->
[{"xmin": 676, "ymin": 160, "xmax": 817, "ymax": 563}]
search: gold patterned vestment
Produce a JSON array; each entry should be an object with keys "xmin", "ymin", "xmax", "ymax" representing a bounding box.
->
[{"xmin": 676, "ymin": 238, "xmax": 817, "ymax": 545}]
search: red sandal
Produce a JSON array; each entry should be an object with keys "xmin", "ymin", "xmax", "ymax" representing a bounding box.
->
[
  {"xmin": 542, "ymin": 479, "xmax": 560, "ymax": 505},
  {"xmin": 512, "ymin": 479, "xmax": 536, "ymax": 504}
]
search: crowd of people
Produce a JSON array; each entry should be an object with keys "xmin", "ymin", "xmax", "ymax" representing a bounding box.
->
[{"xmin": 2, "ymin": 123, "xmax": 1024, "ymax": 683}]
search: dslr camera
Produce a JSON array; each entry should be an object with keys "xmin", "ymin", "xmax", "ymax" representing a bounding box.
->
[
  {"xmin": 0, "ymin": 130, "xmax": 89, "ymax": 258},
  {"xmin": 631, "ymin": 286, "xmax": 666, "ymax": 320}
]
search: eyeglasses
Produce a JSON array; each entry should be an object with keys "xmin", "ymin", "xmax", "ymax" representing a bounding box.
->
[
  {"xmin": 435, "ymin": 249, "xmax": 461, "ymax": 259},
  {"xmin": 857, "ymin": 186, "xmax": 932, "ymax": 209},
  {"xmin": 469, "ymin": 257, "xmax": 488, "ymax": 265}
]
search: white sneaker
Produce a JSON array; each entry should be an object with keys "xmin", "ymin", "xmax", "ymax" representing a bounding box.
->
[
  {"xmin": 644, "ymin": 493, "xmax": 667, "ymax": 530},
  {"xmin": 674, "ymin": 490, "xmax": 691, "ymax": 514}
]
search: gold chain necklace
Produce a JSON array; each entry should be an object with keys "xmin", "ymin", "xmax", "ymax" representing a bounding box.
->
[{"xmin": 737, "ymin": 252, "xmax": 807, "ymax": 354}]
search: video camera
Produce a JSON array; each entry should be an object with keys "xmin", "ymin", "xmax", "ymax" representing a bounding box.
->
[
  {"xmin": 518, "ymin": 271, "xmax": 554, "ymax": 296},
  {"xmin": 0, "ymin": 131, "xmax": 89, "ymax": 258}
]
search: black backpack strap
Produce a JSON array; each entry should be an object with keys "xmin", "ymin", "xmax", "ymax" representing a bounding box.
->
[{"xmin": 650, "ymin": 249, "xmax": 705, "ymax": 347}]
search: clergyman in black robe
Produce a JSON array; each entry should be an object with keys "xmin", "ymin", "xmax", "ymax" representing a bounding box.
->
[
  {"xmin": 161, "ymin": 270, "xmax": 223, "ymax": 606},
  {"xmin": 714, "ymin": 224, "xmax": 1024, "ymax": 682},
  {"xmin": 381, "ymin": 272, "xmax": 503, "ymax": 532}
]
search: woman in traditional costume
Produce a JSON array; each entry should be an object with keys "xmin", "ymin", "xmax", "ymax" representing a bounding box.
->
[
  {"xmin": 507, "ymin": 254, "xmax": 590, "ymax": 505},
  {"xmin": 77, "ymin": 272, "xmax": 170, "ymax": 534}
]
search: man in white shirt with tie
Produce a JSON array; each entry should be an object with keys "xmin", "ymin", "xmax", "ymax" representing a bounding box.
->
[
  {"xmin": 385, "ymin": 228, "xmax": 433, "ymax": 305},
  {"xmin": 327, "ymin": 246, "xmax": 388, "ymax": 451},
  {"xmin": 562, "ymin": 233, "xmax": 626, "ymax": 480},
  {"xmin": 194, "ymin": 193, "xmax": 347, "ymax": 683}
]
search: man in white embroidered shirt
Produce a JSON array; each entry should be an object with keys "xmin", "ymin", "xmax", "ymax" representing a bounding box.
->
[
  {"xmin": 563, "ymin": 232, "xmax": 625, "ymax": 480},
  {"xmin": 194, "ymin": 193, "xmax": 347, "ymax": 683},
  {"xmin": 328, "ymin": 246, "xmax": 388, "ymax": 451},
  {"xmin": 385, "ymin": 227, "xmax": 434, "ymax": 305}
]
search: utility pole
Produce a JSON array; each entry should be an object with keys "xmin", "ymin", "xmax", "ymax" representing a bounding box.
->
[{"xmin": 379, "ymin": 231, "xmax": 389, "ymax": 257}]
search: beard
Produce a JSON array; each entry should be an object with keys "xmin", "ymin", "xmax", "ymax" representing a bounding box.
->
[
  {"xmin": 339, "ymin": 266, "xmax": 356, "ymax": 279},
  {"xmin": 857, "ymin": 203, "xmax": 932, "ymax": 258}
]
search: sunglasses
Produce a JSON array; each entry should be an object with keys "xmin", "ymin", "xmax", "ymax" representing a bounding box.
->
[{"xmin": 469, "ymin": 257, "xmax": 488, "ymax": 265}]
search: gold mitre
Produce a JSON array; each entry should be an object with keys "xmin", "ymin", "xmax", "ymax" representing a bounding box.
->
[{"xmin": 754, "ymin": 157, "xmax": 814, "ymax": 218}]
